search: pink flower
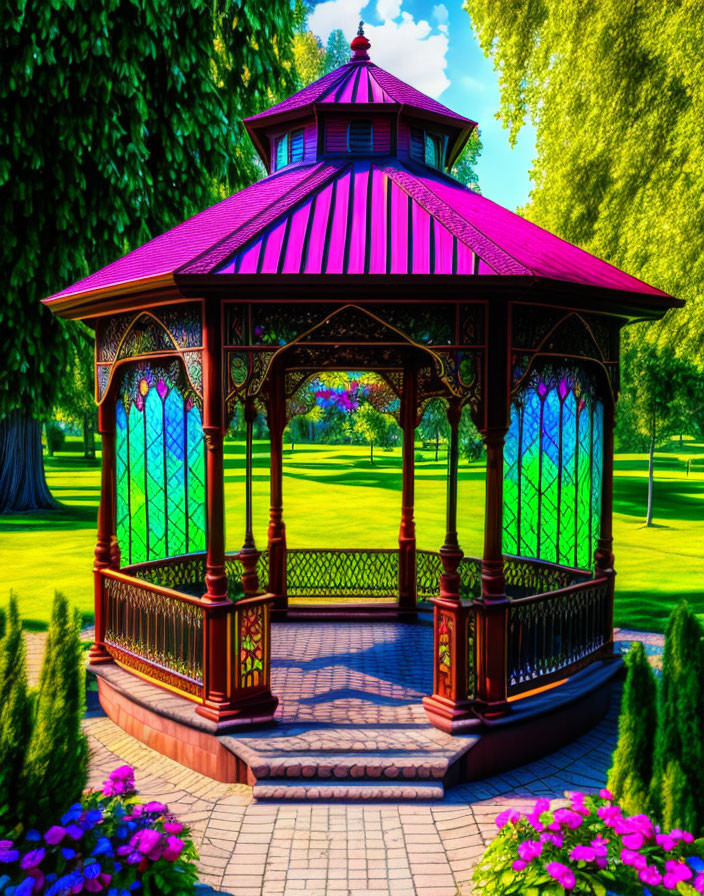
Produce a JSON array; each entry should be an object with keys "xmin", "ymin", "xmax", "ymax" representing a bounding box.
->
[
  {"xmin": 540, "ymin": 832, "xmax": 564, "ymax": 848},
  {"xmin": 143, "ymin": 801, "xmax": 168, "ymax": 815},
  {"xmin": 599, "ymin": 788, "xmax": 614, "ymax": 800},
  {"xmin": 163, "ymin": 822, "xmax": 183, "ymax": 834},
  {"xmin": 590, "ymin": 836, "xmax": 609, "ymax": 858},
  {"xmin": 693, "ymin": 872, "xmax": 704, "ymax": 893},
  {"xmin": 102, "ymin": 765, "xmax": 136, "ymax": 798},
  {"xmin": 44, "ymin": 827, "xmax": 66, "ymax": 846},
  {"xmin": 517, "ymin": 840, "xmax": 543, "ymax": 862},
  {"xmin": 570, "ymin": 845, "xmax": 596, "ymax": 862},
  {"xmin": 162, "ymin": 835, "xmax": 185, "ymax": 862},
  {"xmin": 527, "ymin": 798, "xmax": 550, "ymax": 831},
  {"xmin": 131, "ymin": 828, "xmax": 162, "ymax": 856},
  {"xmin": 620, "ymin": 849, "xmax": 647, "ymax": 871},
  {"xmin": 550, "ymin": 808, "xmax": 583, "ymax": 830},
  {"xmin": 546, "ymin": 862, "xmax": 576, "ymax": 890},
  {"xmin": 639, "ymin": 865, "xmax": 663, "ymax": 887},
  {"xmin": 621, "ymin": 832, "xmax": 645, "ymax": 850},
  {"xmin": 671, "ymin": 829, "xmax": 695, "ymax": 844},
  {"xmin": 663, "ymin": 859, "xmax": 692, "ymax": 887},
  {"xmin": 597, "ymin": 804, "xmax": 622, "ymax": 826},
  {"xmin": 495, "ymin": 809, "xmax": 521, "ymax": 829},
  {"xmin": 656, "ymin": 833, "xmax": 677, "ymax": 851},
  {"xmin": 512, "ymin": 859, "xmax": 527, "ymax": 871}
]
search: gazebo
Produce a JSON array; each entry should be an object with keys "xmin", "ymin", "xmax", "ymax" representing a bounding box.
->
[{"xmin": 45, "ymin": 29, "xmax": 680, "ymax": 785}]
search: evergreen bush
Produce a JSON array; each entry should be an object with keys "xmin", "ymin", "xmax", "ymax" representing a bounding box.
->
[
  {"xmin": 607, "ymin": 641, "xmax": 657, "ymax": 815},
  {"xmin": 650, "ymin": 600, "xmax": 704, "ymax": 833},
  {"xmin": 23, "ymin": 591, "xmax": 88, "ymax": 829},
  {"xmin": 0, "ymin": 594, "xmax": 32, "ymax": 836}
]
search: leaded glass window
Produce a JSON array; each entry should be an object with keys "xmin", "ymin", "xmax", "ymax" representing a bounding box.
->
[
  {"xmin": 115, "ymin": 361, "xmax": 206, "ymax": 565},
  {"xmin": 503, "ymin": 366, "xmax": 604, "ymax": 570},
  {"xmin": 275, "ymin": 133, "xmax": 288, "ymax": 170}
]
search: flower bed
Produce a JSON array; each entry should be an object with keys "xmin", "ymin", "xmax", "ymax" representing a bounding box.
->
[
  {"xmin": 0, "ymin": 766, "xmax": 198, "ymax": 896},
  {"xmin": 473, "ymin": 790, "xmax": 704, "ymax": 895}
]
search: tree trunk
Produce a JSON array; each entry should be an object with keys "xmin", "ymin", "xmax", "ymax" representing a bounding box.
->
[
  {"xmin": 0, "ymin": 412, "xmax": 59, "ymax": 513},
  {"xmin": 370, "ymin": 440, "xmax": 374, "ymax": 464},
  {"xmin": 645, "ymin": 417, "xmax": 656, "ymax": 527},
  {"xmin": 435, "ymin": 430, "xmax": 439, "ymax": 462},
  {"xmin": 83, "ymin": 410, "xmax": 96, "ymax": 459}
]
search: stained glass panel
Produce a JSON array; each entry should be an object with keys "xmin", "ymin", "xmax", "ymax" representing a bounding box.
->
[
  {"xmin": 114, "ymin": 362, "xmax": 206, "ymax": 565},
  {"xmin": 503, "ymin": 366, "xmax": 604, "ymax": 571}
]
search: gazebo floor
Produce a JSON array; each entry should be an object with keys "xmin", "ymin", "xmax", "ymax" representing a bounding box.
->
[{"xmin": 90, "ymin": 618, "xmax": 622, "ymax": 802}]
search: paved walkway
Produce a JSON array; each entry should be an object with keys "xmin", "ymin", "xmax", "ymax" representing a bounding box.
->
[{"xmin": 24, "ymin": 623, "xmax": 664, "ymax": 895}]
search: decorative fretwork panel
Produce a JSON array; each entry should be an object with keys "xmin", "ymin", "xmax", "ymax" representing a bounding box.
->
[
  {"xmin": 97, "ymin": 304, "xmax": 202, "ymax": 362},
  {"xmin": 103, "ymin": 574, "xmax": 204, "ymax": 693},
  {"xmin": 437, "ymin": 611, "xmax": 454, "ymax": 699},
  {"xmin": 466, "ymin": 609, "xmax": 476, "ymax": 700},
  {"xmin": 416, "ymin": 552, "xmax": 481, "ymax": 600},
  {"xmin": 503, "ymin": 365, "xmax": 604, "ymax": 570},
  {"xmin": 506, "ymin": 578, "xmax": 611, "ymax": 695},
  {"xmin": 129, "ymin": 555, "xmax": 207, "ymax": 593},
  {"xmin": 239, "ymin": 604, "xmax": 266, "ymax": 689},
  {"xmin": 285, "ymin": 548, "xmax": 399, "ymax": 598},
  {"xmin": 503, "ymin": 556, "xmax": 586, "ymax": 599},
  {"xmin": 115, "ymin": 361, "xmax": 206, "ymax": 565}
]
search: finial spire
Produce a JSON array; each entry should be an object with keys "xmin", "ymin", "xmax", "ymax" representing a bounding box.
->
[{"xmin": 350, "ymin": 20, "xmax": 371, "ymax": 61}]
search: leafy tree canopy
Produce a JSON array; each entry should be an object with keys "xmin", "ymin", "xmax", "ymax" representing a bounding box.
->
[{"xmin": 464, "ymin": 0, "xmax": 703, "ymax": 360}]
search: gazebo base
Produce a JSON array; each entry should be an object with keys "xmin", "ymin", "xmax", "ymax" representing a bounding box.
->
[{"xmin": 88, "ymin": 621, "xmax": 623, "ymax": 800}]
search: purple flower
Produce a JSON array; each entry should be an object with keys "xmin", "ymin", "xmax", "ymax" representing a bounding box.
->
[
  {"xmin": 620, "ymin": 849, "xmax": 647, "ymax": 871},
  {"xmin": 20, "ymin": 848, "xmax": 45, "ymax": 869},
  {"xmin": 44, "ymin": 827, "xmax": 66, "ymax": 846},
  {"xmin": 512, "ymin": 859, "xmax": 527, "ymax": 871},
  {"xmin": 163, "ymin": 822, "xmax": 183, "ymax": 834},
  {"xmin": 693, "ymin": 871, "xmax": 704, "ymax": 893},
  {"xmin": 670, "ymin": 828, "xmax": 695, "ymax": 844},
  {"xmin": 550, "ymin": 808, "xmax": 583, "ymax": 830},
  {"xmin": 0, "ymin": 845, "xmax": 20, "ymax": 863},
  {"xmin": 639, "ymin": 865, "xmax": 663, "ymax": 887},
  {"xmin": 495, "ymin": 809, "xmax": 521, "ymax": 829},
  {"xmin": 130, "ymin": 828, "xmax": 161, "ymax": 856},
  {"xmin": 621, "ymin": 832, "xmax": 645, "ymax": 850},
  {"xmin": 64, "ymin": 825, "xmax": 84, "ymax": 841},
  {"xmin": 546, "ymin": 862, "xmax": 576, "ymax": 890},
  {"xmin": 599, "ymin": 788, "xmax": 614, "ymax": 800},
  {"xmin": 570, "ymin": 845, "xmax": 596, "ymax": 862},
  {"xmin": 540, "ymin": 832, "xmax": 564, "ymax": 848},
  {"xmin": 162, "ymin": 835, "xmax": 185, "ymax": 862},
  {"xmin": 102, "ymin": 765, "xmax": 135, "ymax": 798},
  {"xmin": 590, "ymin": 835, "xmax": 609, "ymax": 858},
  {"xmin": 527, "ymin": 799, "xmax": 550, "ymax": 831},
  {"xmin": 142, "ymin": 802, "xmax": 167, "ymax": 815},
  {"xmin": 656, "ymin": 832, "xmax": 677, "ymax": 850},
  {"xmin": 663, "ymin": 859, "xmax": 692, "ymax": 888},
  {"xmin": 517, "ymin": 840, "xmax": 543, "ymax": 863}
]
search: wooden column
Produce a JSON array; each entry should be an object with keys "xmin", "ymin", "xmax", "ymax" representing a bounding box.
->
[
  {"xmin": 267, "ymin": 372, "xmax": 287, "ymax": 613},
  {"xmin": 239, "ymin": 398, "xmax": 260, "ymax": 597},
  {"xmin": 594, "ymin": 397, "xmax": 616, "ymax": 649},
  {"xmin": 423, "ymin": 400, "xmax": 477, "ymax": 734},
  {"xmin": 398, "ymin": 367, "xmax": 417, "ymax": 615},
  {"xmin": 89, "ymin": 400, "xmax": 116, "ymax": 665}
]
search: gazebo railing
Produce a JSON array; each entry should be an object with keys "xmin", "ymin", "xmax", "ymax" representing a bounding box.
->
[
  {"xmin": 102, "ymin": 569, "xmax": 205, "ymax": 696},
  {"xmin": 285, "ymin": 548, "xmax": 399, "ymax": 598},
  {"xmin": 506, "ymin": 575, "xmax": 612, "ymax": 697}
]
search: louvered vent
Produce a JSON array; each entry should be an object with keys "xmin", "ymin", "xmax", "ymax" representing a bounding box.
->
[
  {"xmin": 290, "ymin": 129, "xmax": 304, "ymax": 163},
  {"xmin": 409, "ymin": 128, "xmax": 424, "ymax": 163},
  {"xmin": 348, "ymin": 120, "xmax": 373, "ymax": 152}
]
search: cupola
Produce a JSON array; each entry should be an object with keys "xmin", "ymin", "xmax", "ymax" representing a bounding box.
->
[{"xmin": 243, "ymin": 24, "xmax": 477, "ymax": 176}]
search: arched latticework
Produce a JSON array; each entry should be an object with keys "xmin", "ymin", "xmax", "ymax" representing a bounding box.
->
[
  {"xmin": 115, "ymin": 359, "xmax": 206, "ymax": 564},
  {"xmin": 503, "ymin": 362, "xmax": 604, "ymax": 570}
]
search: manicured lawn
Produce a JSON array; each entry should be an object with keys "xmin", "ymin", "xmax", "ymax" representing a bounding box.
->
[{"xmin": 1, "ymin": 436, "xmax": 702, "ymax": 631}]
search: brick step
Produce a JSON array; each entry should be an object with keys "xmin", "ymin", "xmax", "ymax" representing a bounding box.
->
[
  {"xmin": 252, "ymin": 779, "xmax": 445, "ymax": 802},
  {"xmin": 246, "ymin": 750, "xmax": 453, "ymax": 781}
]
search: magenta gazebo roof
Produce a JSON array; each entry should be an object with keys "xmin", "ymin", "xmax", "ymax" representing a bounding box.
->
[{"xmin": 44, "ymin": 31, "xmax": 679, "ymax": 317}]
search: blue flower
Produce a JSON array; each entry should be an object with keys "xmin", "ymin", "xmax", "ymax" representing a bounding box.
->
[
  {"xmin": 65, "ymin": 824, "xmax": 84, "ymax": 841},
  {"xmin": 60, "ymin": 805, "xmax": 82, "ymax": 826},
  {"xmin": 61, "ymin": 848, "xmax": 76, "ymax": 861},
  {"xmin": 91, "ymin": 838, "xmax": 114, "ymax": 858},
  {"xmin": 9, "ymin": 879, "xmax": 34, "ymax": 896},
  {"xmin": 129, "ymin": 884, "xmax": 142, "ymax": 892},
  {"xmin": 0, "ymin": 848, "xmax": 19, "ymax": 864},
  {"xmin": 83, "ymin": 861, "xmax": 101, "ymax": 879},
  {"xmin": 84, "ymin": 810, "xmax": 103, "ymax": 826},
  {"xmin": 24, "ymin": 832, "xmax": 40, "ymax": 843}
]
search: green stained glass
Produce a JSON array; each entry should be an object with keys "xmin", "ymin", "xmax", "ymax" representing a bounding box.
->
[
  {"xmin": 165, "ymin": 389, "xmax": 187, "ymax": 556},
  {"xmin": 503, "ymin": 366, "xmax": 605, "ymax": 572},
  {"xmin": 186, "ymin": 404, "xmax": 206, "ymax": 553},
  {"xmin": 114, "ymin": 361, "xmax": 206, "ymax": 565}
]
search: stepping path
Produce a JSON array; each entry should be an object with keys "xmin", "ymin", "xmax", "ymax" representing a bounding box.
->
[{"xmin": 23, "ymin": 623, "xmax": 663, "ymax": 894}]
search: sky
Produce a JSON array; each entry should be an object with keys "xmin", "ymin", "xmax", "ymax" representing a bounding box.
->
[{"xmin": 308, "ymin": 0, "xmax": 537, "ymax": 211}]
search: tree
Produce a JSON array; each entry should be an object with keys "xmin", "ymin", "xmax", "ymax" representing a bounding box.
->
[
  {"xmin": 55, "ymin": 324, "xmax": 98, "ymax": 460},
  {"xmin": 0, "ymin": 0, "xmax": 296, "ymax": 512},
  {"xmin": 23, "ymin": 592, "xmax": 89, "ymax": 828},
  {"xmin": 451, "ymin": 129, "xmax": 482, "ymax": 192},
  {"xmin": 0, "ymin": 594, "xmax": 32, "ymax": 836},
  {"xmin": 465, "ymin": 0, "xmax": 704, "ymax": 436},
  {"xmin": 292, "ymin": 29, "xmax": 326, "ymax": 87},
  {"xmin": 352, "ymin": 403, "xmax": 391, "ymax": 464},
  {"xmin": 418, "ymin": 398, "xmax": 449, "ymax": 461},
  {"xmin": 650, "ymin": 601, "xmax": 704, "ymax": 833},
  {"xmin": 323, "ymin": 29, "xmax": 351, "ymax": 73},
  {"xmin": 607, "ymin": 642, "xmax": 657, "ymax": 816}
]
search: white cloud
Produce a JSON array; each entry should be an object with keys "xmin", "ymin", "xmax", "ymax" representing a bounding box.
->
[
  {"xmin": 309, "ymin": 0, "xmax": 366, "ymax": 45},
  {"xmin": 377, "ymin": 0, "xmax": 401, "ymax": 19},
  {"xmin": 432, "ymin": 3, "xmax": 449, "ymax": 25},
  {"xmin": 309, "ymin": 0, "xmax": 451, "ymax": 99}
]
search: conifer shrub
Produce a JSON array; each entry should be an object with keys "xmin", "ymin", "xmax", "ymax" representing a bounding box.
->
[
  {"xmin": 23, "ymin": 591, "xmax": 88, "ymax": 830},
  {"xmin": 607, "ymin": 641, "xmax": 657, "ymax": 815},
  {"xmin": 650, "ymin": 600, "xmax": 704, "ymax": 833},
  {"xmin": 0, "ymin": 594, "xmax": 33, "ymax": 836}
]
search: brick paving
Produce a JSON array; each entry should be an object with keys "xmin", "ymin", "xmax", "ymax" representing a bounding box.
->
[{"xmin": 21, "ymin": 621, "xmax": 663, "ymax": 895}]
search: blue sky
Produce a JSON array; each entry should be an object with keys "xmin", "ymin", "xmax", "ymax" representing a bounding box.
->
[{"xmin": 308, "ymin": 0, "xmax": 537, "ymax": 210}]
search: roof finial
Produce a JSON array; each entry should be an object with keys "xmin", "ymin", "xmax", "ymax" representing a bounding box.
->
[{"xmin": 350, "ymin": 20, "xmax": 371, "ymax": 61}]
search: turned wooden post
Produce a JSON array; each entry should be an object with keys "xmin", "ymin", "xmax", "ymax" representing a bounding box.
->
[
  {"xmin": 239, "ymin": 398, "xmax": 260, "ymax": 596},
  {"xmin": 422, "ymin": 400, "xmax": 477, "ymax": 733},
  {"xmin": 398, "ymin": 367, "xmax": 417, "ymax": 614},
  {"xmin": 594, "ymin": 396, "xmax": 616, "ymax": 648},
  {"xmin": 90, "ymin": 400, "xmax": 116, "ymax": 664},
  {"xmin": 267, "ymin": 372, "xmax": 287, "ymax": 612}
]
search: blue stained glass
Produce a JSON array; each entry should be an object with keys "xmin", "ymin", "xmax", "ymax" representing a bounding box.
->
[
  {"xmin": 165, "ymin": 389, "xmax": 187, "ymax": 556},
  {"xmin": 145, "ymin": 388, "xmax": 166, "ymax": 560},
  {"xmin": 540, "ymin": 387, "xmax": 561, "ymax": 562},
  {"xmin": 576, "ymin": 402, "xmax": 593, "ymax": 568},
  {"xmin": 128, "ymin": 398, "xmax": 147, "ymax": 563},
  {"xmin": 186, "ymin": 404, "xmax": 206, "ymax": 553},
  {"xmin": 519, "ymin": 388, "xmax": 541, "ymax": 558},
  {"xmin": 560, "ymin": 391, "xmax": 578, "ymax": 566},
  {"xmin": 502, "ymin": 405, "xmax": 521, "ymax": 555},
  {"xmin": 115, "ymin": 402, "xmax": 130, "ymax": 561},
  {"xmin": 591, "ymin": 402, "xmax": 604, "ymax": 554}
]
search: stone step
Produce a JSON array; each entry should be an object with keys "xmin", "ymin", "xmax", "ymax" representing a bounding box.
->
[
  {"xmin": 253, "ymin": 779, "xmax": 444, "ymax": 802},
  {"xmin": 246, "ymin": 750, "xmax": 452, "ymax": 781}
]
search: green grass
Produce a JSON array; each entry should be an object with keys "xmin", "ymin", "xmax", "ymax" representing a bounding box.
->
[{"xmin": 1, "ymin": 435, "xmax": 702, "ymax": 632}]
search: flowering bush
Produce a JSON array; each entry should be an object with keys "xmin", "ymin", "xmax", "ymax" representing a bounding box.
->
[
  {"xmin": 473, "ymin": 789, "xmax": 704, "ymax": 895},
  {"xmin": 0, "ymin": 766, "xmax": 199, "ymax": 896}
]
